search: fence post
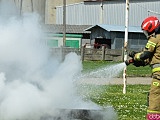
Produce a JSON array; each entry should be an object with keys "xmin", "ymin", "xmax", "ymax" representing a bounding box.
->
[
  {"xmin": 81, "ymin": 46, "xmax": 85, "ymax": 61},
  {"xmin": 102, "ymin": 46, "xmax": 105, "ymax": 60},
  {"xmin": 60, "ymin": 46, "xmax": 63, "ymax": 61},
  {"xmin": 122, "ymin": 47, "xmax": 124, "ymax": 61}
]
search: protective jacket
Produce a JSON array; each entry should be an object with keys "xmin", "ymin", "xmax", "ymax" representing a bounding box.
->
[{"xmin": 134, "ymin": 33, "xmax": 160, "ymax": 73}]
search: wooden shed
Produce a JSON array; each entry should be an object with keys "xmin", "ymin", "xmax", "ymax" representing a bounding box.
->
[{"xmin": 85, "ymin": 24, "xmax": 147, "ymax": 50}]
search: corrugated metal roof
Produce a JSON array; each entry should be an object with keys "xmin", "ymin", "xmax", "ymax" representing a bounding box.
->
[
  {"xmin": 43, "ymin": 24, "xmax": 91, "ymax": 33},
  {"xmin": 85, "ymin": 24, "xmax": 143, "ymax": 33}
]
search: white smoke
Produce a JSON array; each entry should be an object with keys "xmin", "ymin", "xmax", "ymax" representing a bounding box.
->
[{"xmin": 0, "ymin": 1, "xmax": 117, "ymax": 120}]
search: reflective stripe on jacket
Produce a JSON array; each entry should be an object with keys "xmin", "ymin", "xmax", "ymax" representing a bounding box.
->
[{"xmin": 134, "ymin": 34, "xmax": 160, "ymax": 72}]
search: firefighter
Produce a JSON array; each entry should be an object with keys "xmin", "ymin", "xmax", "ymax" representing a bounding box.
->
[{"xmin": 129, "ymin": 16, "xmax": 160, "ymax": 120}]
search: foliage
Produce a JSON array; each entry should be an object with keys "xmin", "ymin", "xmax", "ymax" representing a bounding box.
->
[{"xmin": 126, "ymin": 64, "xmax": 151, "ymax": 77}]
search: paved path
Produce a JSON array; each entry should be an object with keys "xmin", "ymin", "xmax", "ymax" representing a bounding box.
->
[{"xmin": 78, "ymin": 77, "xmax": 152, "ymax": 85}]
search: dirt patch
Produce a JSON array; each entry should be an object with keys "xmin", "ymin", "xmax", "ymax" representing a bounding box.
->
[{"xmin": 78, "ymin": 77, "xmax": 152, "ymax": 85}]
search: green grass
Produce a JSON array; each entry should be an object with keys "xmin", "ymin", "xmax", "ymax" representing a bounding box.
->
[
  {"xmin": 78, "ymin": 84, "xmax": 150, "ymax": 120},
  {"xmin": 81, "ymin": 61, "xmax": 151, "ymax": 120},
  {"xmin": 82, "ymin": 61, "xmax": 116, "ymax": 72},
  {"xmin": 126, "ymin": 64, "xmax": 151, "ymax": 77}
]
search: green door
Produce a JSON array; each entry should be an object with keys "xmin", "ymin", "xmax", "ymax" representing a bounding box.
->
[
  {"xmin": 48, "ymin": 40, "xmax": 58, "ymax": 47},
  {"xmin": 66, "ymin": 40, "xmax": 79, "ymax": 48}
]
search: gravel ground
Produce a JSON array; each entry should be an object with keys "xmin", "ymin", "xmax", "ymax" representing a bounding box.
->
[{"xmin": 78, "ymin": 77, "xmax": 152, "ymax": 85}]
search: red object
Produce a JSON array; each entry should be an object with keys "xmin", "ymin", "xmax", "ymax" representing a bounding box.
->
[
  {"xmin": 141, "ymin": 16, "xmax": 160, "ymax": 33},
  {"xmin": 125, "ymin": 59, "xmax": 134, "ymax": 66},
  {"xmin": 147, "ymin": 113, "xmax": 160, "ymax": 120},
  {"xmin": 128, "ymin": 59, "xmax": 134, "ymax": 63}
]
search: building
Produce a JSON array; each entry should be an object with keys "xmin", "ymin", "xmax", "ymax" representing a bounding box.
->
[
  {"xmin": 54, "ymin": 0, "xmax": 160, "ymax": 49},
  {"xmin": 7, "ymin": 0, "xmax": 160, "ymax": 25},
  {"xmin": 56, "ymin": 0, "xmax": 160, "ymax": 26},
  {"xmin": 45, "ymin": 0, "xmax": 84, "ymax": 24},
  {"xmin": 43, "ymin": 24, "xmax": 91, "ymax": 48},
  {"xmin": 3, "ymin": 0, "xmax": 159, "ymax": 49},
  {"xmin": 13, "ymin": 0, "xmax": 46, "ymax": 23},
  {"xmin": 85, "ymin": 24, "xmax": 146, "ymax": 50}
]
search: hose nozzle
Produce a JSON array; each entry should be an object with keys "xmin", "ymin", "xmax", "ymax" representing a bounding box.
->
[{"xmin": 125, "ymin": 59, "xmax": 134, "ymax": 66}]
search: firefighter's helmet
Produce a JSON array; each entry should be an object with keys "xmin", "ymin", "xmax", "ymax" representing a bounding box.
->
[{"xmin": 141, "ymin": 16, "xmax": 160, "ymax": 34}]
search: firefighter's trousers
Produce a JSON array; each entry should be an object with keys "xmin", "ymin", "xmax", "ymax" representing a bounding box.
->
[{"xmin": 147, "ymin": 78, "xmax": 160, "ymax": 120}]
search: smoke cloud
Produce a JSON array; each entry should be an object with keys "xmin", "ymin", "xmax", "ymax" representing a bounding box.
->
[{"xmin": 0, "ymin": 1, "xmax": 117, "ymax": 120}]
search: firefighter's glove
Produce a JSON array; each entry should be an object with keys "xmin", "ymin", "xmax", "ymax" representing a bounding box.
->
[
  {"xmin": 129, "ymin": 51, "xmax": 137, "ymax": 58},
  {"xmin": 133, "ymin": 60, "xmax": 145, "ymax": 67}
]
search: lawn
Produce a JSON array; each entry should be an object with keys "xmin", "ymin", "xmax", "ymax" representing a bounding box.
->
[{"xmin": 81, "ymin": 61, "xmax": 151, "ymax": 120}]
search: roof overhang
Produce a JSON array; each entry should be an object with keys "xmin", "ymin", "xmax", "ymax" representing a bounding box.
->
[{"xmin": 85, "ymin": 24, "xmax": 143, "ymax": 33}]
